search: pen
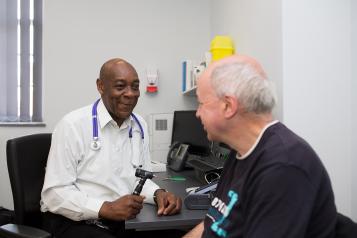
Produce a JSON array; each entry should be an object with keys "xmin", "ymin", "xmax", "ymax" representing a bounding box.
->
[{"xmin": 162, "ymin": 176, "xmax": 186, "ymax": 181}]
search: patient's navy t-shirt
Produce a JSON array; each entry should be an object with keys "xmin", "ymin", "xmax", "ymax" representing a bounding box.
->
[{"xmin": 202, "ymin": 122, "xmax": 336, "ymax": 238}]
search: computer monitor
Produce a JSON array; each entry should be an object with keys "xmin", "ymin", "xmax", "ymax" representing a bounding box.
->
[{"xmin": 171, "ymin": 110, "xmax": 210, "ymax": 155}]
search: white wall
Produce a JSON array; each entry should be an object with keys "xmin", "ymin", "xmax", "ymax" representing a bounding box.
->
[
  {"xmin": 282, "ymin": 0, "xmax": 352, "ymax": 217},
  {"xmin": 211, "ymin": 0, "xmax": 283, "ymax": 120},
  {"xmin": 0, "ymin": 0, "xmax": 211, "ymax": 209},
  {"xmin": 42, "ymin": 0, "xmax": 210, "ymax": 128},
  {"xmin": 351, "ymin": 0, "xmax": 357, "ymax": 219}
]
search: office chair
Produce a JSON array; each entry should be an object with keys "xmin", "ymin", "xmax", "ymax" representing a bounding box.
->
[
  {"xmin": 336, "ymin": 212, "xmax": 357, "ymax": 238},
  {"xmin": 0, "ymin": 133, "xmax": 52, "ymax": 238}
]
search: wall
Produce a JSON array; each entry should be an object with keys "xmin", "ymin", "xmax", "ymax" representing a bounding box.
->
[
  {"xmin": 210, "ymin": 0, "xmax": 283, "ymax": 120},
  {"xmin": 282, "ymin": 0, "xmax": 352, "ymax": 216},
  {"xmin": 42, "ymin": 0, "xmax": 210, "ymax": 128},
  {"xmin": 0, "ymin": 0, "xmax": 211, "ymax": 209},
  {"xmin": 351, "ymin": 0, "xmax": 357, "ymax": 219}
]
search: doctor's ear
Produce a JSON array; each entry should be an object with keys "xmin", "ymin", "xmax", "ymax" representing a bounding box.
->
[
  {"xmin": 96, "ymin": 78, "xmax": 104, "ymax": 94},
  {"xmin": 222, "ymin": 95, "xmax": 238, "ymax": 119}
]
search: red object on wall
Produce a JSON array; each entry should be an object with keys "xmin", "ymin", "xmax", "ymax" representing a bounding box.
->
[{"xmin": 146, "ymin": 85, "xmax": 158, "ymax": 93}]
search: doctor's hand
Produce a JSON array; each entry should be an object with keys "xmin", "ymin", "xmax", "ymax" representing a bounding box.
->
[
  {"xmin": 154, "ymin": 189, "xmax": 182, "ymax": 216},
  {"xmin": 99, "ymin": 194, "xmax": 145, "ymax": 221}
]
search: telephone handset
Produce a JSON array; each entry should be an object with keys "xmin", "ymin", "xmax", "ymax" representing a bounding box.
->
[{"xmin": 167, "ymin": 142, "xmax": 190, "ymax": 171}]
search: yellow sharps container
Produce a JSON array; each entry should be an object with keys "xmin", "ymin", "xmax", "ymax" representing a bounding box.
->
[{"xmin": 210, "ymin": 36, "xmax": 235, "ymax": 61}]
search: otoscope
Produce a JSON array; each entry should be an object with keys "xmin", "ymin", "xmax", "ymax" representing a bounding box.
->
[{"xmin": 132, "ymin": 168, "xmax": 155, "ymax": 195}]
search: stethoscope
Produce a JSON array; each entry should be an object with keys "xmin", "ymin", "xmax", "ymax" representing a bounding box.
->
[{"xmin": 90, "ymin": 98, "xmax": 144, "ymax": 151}]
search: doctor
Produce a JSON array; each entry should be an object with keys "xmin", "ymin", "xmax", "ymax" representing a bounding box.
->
[{"xmin": 41, "ymin": 58, "xmax": 182, "ymax": 238}]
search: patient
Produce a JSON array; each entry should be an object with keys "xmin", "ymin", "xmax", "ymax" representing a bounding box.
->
[{"xmin": 183, "ymin": 54, "xmax": 337, "ymax": 238}]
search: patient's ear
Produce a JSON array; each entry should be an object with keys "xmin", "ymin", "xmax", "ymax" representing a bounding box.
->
[{"xmin": 222, "ymin": 95, "xmax": 238, "ymax": 119}]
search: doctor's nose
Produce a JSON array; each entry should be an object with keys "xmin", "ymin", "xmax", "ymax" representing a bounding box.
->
[{"xmin": 123, "ymin": 86, "xmax": 140, "ymax": 97}]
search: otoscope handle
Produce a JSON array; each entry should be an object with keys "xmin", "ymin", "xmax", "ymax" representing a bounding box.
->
[{"xmin": 133, "ymin": 178, "xmax": 147, "ymax": 195}]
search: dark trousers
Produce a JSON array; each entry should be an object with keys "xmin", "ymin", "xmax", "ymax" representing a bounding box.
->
[
  {"xmin": 43, "ymin": 212, "xmax": 127, "ymax": 238},
  {"xmin": 42, "ymin": 212, "xmax": 187, "ymax": 238}
]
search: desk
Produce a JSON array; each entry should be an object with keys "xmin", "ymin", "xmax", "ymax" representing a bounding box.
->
[{"xmin": 125, "ymin": 169, "xmax": 207, "ymax": 230}]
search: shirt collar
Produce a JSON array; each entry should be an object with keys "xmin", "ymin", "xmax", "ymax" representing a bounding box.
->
[
  {"xmin": 97, "ymin": 100, "xmax": 113, "ymax": 129},
  {"xmin": 96, "ymin": 99, "xmax": 137, "ymax": 130},
  {"xmin": 236, "ymin": 120, "xmax": 279, "ymax": 160}
]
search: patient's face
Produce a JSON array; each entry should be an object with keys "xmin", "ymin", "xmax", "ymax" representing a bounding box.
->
[{"xmin": 196, "ymin": 72, "xmax": 223, "ymax": 141}]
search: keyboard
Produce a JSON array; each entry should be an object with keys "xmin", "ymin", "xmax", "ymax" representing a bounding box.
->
[{"xmin": 186, "ymin": 154, "xmax": 225, "ymax": 171}]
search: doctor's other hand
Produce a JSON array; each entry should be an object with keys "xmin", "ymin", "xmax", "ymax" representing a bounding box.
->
[
  {"xmin": 99, "ymin": 194, "xmax": 145, "ymax": 221},
  {"xmin": 154, "ymin": 189, "xmax": 182, "ymax": 216}
]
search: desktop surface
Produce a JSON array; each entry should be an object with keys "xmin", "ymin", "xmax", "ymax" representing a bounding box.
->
[{"xmin": 125, "ymin": 169, "xmax": 207, "ymax": 230}]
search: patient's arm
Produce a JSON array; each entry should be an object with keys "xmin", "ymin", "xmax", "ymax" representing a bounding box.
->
[{"xmin": 182, "ymin": 222, "xmax": 204, "ymax": 238}]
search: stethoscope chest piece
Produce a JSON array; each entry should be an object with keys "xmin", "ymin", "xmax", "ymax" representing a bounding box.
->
[{"xmin": 91, "ymin": 139, "xmax": 101, "ymax": 151}]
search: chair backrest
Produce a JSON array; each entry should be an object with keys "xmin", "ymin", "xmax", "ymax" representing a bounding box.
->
[
  {"xmin": 336, "ymin": 212, "xmax": 357, "ymax": 238},
  {"xmin": 6, "ymin": 133, "xmax": 52, "ymax": 228}
]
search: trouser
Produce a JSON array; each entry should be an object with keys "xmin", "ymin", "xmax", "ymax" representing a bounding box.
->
[
  {"xmin": 42, "ymin": 212, "xmax": 187, "ymax": 238},
  {"xmin": 42, "ymin": 212, "xmax": 128, "ymax": 238}
]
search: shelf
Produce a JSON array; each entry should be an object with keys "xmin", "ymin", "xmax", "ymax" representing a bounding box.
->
[{"xmin": 182, "ymin": 86, "xmax": 197, "ymax": 96}]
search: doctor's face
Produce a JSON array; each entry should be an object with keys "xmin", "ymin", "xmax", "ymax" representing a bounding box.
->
[{"xmin": 97, "ymin": 60, "xmax": 140, "ymax": 126}]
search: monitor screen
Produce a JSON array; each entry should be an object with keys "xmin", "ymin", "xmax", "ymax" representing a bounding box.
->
[{"xmin": 171, "ymin": 110, "xmax": 210, "ymax": 155}]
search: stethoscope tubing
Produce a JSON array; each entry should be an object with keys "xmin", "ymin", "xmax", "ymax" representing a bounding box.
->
[
  {"xmin": 92, "ymin": 99, "xmax": 101, "ymax": 141},
  {"xmin": 129, "ymin": 113, "xmax": 144, "ymax": 140},
  {"xmin": 91, "ymin": 99, "xmax": 144, "ymax": 150}
]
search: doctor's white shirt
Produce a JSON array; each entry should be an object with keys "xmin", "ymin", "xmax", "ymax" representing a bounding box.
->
[{"xmin": 40, "ymin": 100, "xmax": 159, "ymax": 221}]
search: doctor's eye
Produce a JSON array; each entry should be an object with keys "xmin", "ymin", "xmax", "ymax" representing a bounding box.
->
[
  {"xmin": 115, "ymin": 84, "xmax": 126, "ymax": 91},
  {"xmin": 131, "ymin": 84, "xmax": 140, "ymax": 91}
]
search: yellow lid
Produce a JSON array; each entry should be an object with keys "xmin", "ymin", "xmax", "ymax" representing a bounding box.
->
[{"xmin": 210, "ymin": 35, "xmax": 234, "ymax": 51}]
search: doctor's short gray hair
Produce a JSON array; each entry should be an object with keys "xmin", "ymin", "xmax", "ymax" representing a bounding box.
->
[{"xmin": 211, "ymin": 62, "xmax": 276, "ymax": 114}]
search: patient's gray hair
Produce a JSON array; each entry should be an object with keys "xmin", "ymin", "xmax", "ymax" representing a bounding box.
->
[{"xmin": 211, "ymin": 62, "xmax": 276, "ymax": 114}]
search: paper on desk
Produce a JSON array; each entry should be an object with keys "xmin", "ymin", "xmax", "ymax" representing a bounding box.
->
[
  {"xmin": 186, "ymin": 186, "xmax": 199, "ymax": 194},
  {"xmin": 151, "ymin": 161, "xmax": 167, "ymax": 172}
]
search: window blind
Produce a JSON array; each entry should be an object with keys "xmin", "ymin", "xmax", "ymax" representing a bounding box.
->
[{"xmin": 0, "ymin": 0, "xmax": 42, "ymax": 123}]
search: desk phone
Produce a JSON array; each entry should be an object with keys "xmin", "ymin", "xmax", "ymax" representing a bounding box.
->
[{"xmin": 167, "ymin": 142, "xmax": 190, "ymax": 171}]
